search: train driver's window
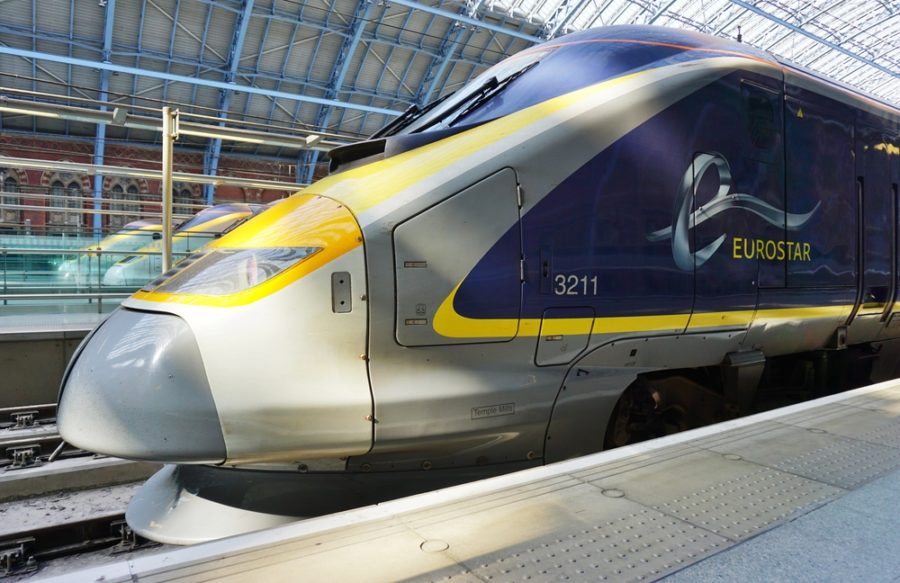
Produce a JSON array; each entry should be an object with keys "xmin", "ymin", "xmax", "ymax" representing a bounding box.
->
[{"xmin": 742, "ymin": 82, "xmax": 781, "ymax": 161}]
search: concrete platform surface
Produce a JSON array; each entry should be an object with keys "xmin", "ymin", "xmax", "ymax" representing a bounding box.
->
[
  {"xmin": 39, "ymin": 379, "xmax": 900, "ymax": 583},
  {"xmin": 0, "ymin": 310, "xmax": 108, "ymax": 339}
]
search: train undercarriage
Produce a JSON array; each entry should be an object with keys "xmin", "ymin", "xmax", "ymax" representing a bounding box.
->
[{"xmin": 605, "ymin": 340, "xmax": 897, "ymax": 448}]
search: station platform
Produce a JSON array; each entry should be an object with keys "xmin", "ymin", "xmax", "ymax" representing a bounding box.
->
[
  {"xmin": 0, "ymin": 309, "xmax": 109, "ymax": 339},
  {"xmin": 0, "ymin": 310, "xmax": 110, "ymax": 408},
  {"xmin": 46, "ymin": 379, "xmax": 900, "ymax": 582}
]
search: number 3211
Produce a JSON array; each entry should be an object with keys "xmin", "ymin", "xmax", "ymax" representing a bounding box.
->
[{"xmin": 554, "ymin": 274, "xmax": 598, "ymax": 296}]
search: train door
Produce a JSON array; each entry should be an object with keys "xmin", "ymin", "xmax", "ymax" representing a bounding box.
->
[
  {"xmin": 783, "ymin": 94, "xmax": 857, "ymax": 288},
  {"xmin": 689, "ymin": 78, "xmax": 783, "ymax": 329},
  {"xmin": 393, "ymin": 168, "xmax": 522, "ymax": 346},
  {"xmin": 848, "ymin": 124, "xmax": 894, "ymax": 326}
]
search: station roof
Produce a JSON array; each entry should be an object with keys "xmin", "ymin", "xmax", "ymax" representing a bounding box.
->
[{"xmin": 0, "ymin": 0, "xmax": 897, "ymax": 177}]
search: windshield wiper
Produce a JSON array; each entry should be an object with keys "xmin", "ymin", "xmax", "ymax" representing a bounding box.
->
[
  {"xmin": 370, "ymin": 91, "xmax": 456, "ymax": 139},
  {"xmin": 369, "ymin": 103, "xmax": 419, "ymax": 139},
  {"xmin": 444, "ymin": 61, "xmax": 539, "ymax": 127},
  {"xmin": 412, "ymin": 75, "xmax": 500, "ymax": 134}
]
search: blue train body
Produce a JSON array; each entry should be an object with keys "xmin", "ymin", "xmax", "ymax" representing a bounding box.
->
[{"xmin": 444, "ymin": 26, "xmax": 895, "ymax": 329}]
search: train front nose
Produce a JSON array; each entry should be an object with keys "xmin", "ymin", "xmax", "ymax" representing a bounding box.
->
[{"xmin": 58, "ymin": 308, "xmax": 226, "ymax": 463}]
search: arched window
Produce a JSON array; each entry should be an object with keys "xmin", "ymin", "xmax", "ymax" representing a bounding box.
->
[
  {"xmin": 47, "ymin": 176, "xmax": 83, "ymax": 231},
  {"xmin": 125, "ymin": 184, "xmax": 140, "ymax": 222},
  {"xmin": 66, "ymin": 181, "xmax": 83, "ymax": 230},
  {"xmin": 48, "ymin": 179, "xmax": 66, "ymax": 228},
  {"xmin": 108, "ymin": 183, "xmax": 126, "ymax": 230},
  {"xmin": 174, "ymin": 184, "xmax": 195, "ymax": 217},
  {"xmin": 106, "ymin": 179, "xmax": 146, "ymax": 231},
  {"xmin": 1, "ymin": 172, "xmax": 20, "ymax": 227}
]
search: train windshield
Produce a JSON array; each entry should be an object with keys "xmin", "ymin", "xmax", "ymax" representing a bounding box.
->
[
  {"xmin": 137, "ymin": 194, "xmax": 358, "ymax": 300},
  {"xmin": 176, "ymin": 205, "xmax": 259, "ymax": 234},
  {"xmin": 383, "ymin": 26, "xmax": 767, "ymax": 137},
  {"xmin": 146, "ymin": 247, "xmax": 320, "ymax": 296},
  {"xmin": 395, "ymin": 48, "xmax": 552, "ymax": 135},
  {"xmin": 96, "ymin": 225, "xmax": 160, "ymax": 252}
]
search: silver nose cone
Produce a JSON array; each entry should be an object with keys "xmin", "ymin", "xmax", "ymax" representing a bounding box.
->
[{"xmin": 59, "ymin": 308, "xmax": 226, "ymax": 463}]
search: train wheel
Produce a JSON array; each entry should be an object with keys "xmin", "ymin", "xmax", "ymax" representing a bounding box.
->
[{"xmin": 603, "ymin": 378, "xmax": 688, "ymax": 449}]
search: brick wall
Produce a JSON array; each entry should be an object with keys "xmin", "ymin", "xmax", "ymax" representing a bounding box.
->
[{"xmin": 0, "ymin": 135, "xmax": 302, "ymax": 231}]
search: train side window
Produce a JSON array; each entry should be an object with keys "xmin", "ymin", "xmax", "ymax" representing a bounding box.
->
[{"xmin": 742, "ymin": 82, "xmax": 779, "ymax": 152}]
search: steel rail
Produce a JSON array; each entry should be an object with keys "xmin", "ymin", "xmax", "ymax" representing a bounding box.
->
[{"xmin": 0, "ymin": 512, "xmax": 154, "ymax": 576}]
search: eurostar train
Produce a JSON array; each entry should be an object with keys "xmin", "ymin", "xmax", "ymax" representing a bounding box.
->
[
  {"xmin": 101, "ymin": 202, "xmax": 266, "ymax": 286},
  {"xmin": 57, "ymin": 219, "xmax": 163, "ymax": 287},
  {"xmin": 59, "ymin": 25, "xmax": 900, "ymax": 542}
]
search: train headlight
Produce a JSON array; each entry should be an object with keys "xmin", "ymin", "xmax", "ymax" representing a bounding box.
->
[
  {"xmin": 131, "ymin": 194, "xmax": 361, "ymax": 306},
  {"xmin": 142, "ymin": 247, "xmax": 321, "ymax": 296}
]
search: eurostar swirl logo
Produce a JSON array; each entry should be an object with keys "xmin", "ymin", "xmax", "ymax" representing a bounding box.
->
[{"xmin": 648, "ymin": 153, "xmax": 820, "ymax": 271}]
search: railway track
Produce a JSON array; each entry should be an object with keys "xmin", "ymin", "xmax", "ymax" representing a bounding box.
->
[
  {"xmin": 0, "ymin": 399, "xmax": 163, "ymax": 578},
  {"xmin": 2, "ymin": 513, "xmax": 136, "ymax": 577},
  {"xmin": 0, "ymin": 406, "xmax": 57, "ymax": 432},
  {"xmin": 0, "ymin": 406, "xmax": 87, "ymax": 471},
  {"xmin": 0, "ymin": 482, "xmax": 161, "ymax": 578}
]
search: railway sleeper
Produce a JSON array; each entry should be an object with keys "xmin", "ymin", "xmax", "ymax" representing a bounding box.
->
[{"xmin": 0, "ymin": 514, "xmax": 158, "ymax": 575}]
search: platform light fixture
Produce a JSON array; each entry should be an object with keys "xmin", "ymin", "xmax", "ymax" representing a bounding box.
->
[{"xmin": 111, "ymin": 107, "xmax": 127, "ymax": 125}]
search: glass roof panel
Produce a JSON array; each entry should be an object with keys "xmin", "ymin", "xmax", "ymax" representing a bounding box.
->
[{"xmin": 490, "ymin": 0, "xmax": 900, "ymax": 106}]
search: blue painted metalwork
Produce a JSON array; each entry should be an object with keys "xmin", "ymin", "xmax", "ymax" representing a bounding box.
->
[
  {"xmin": 92, "ymin": 0, "xmax": 116, "ymax": 236},
  {"xmin": 354, "ymin": 1, "xmax": 531, "ymax": 136},
  {"xmin": 388, "ymin": 0, "xmax": 541, "ymax": 43},
  {"xmin": 346, "ymin": 0, "xmax": 472, "ymax": 134},
  {"xmin": 0, "ymin": 17, "xmax": 500, "ymax": 103},
  {"xmin": 64, "ymin": 0, "xmax": 74, "ymax": 136},
  {"xmin": 189, "ymin": 2, "xmax": 216, "ymax": 115},
  {"xmin": 265, "ymin": 6, "xmax": 305, "ymax": 160},
  {"xmin": 31, "ymin": 0, "xmax": 36, "ymax": 135},
  {"xmin": 126, "ymin": 0, "xmax": 149, "ymax": 143},
  {"xmin": 0, "ymin": 47, "xmax": 401, "ymax": 116},
  {"xmin": 419, "ymin": 24, "xmax": 468, "ymax": 105},
  {"xmin": 454, "ymin": 13, "xmax": 531, "ymax": 94},
  {"xmin": 243, "ymin": 7, "xmax": 274, "ymax": 121},
  {"xmin": 325, "ymin": 1, "xmax": 375, "ymax": 116},
  {"xmin": 333, "ymin": 1, "xmax": 428, "ymax": 134},
  {"xmin": 804, "ymin": 10, "xmax": 900, "ymax": 70},
  {"xmin": 583, "ymin": 0, "xmax": 617, "ymax": 29},
  {"xmin": 286, "ymin": 6, "xmax": 333, "ymax": 171},
  {"xmin": 300, "ymin": 0, "xmax": 376, "ymax": 184},
  {"xmin": 545, "ymin": 0, "xmax": 593, "ymax": 39},
  {"xmin": 725, "ymin": 0, "xmax": 899, "ymax": 81},
  {"xmin": 869, "ymin": 75, "xmax": 896, "ymax": 94},
  {"xmin": 332, "ymin": 0, "xmax": 398, "ymax": 137},
  {"xmin": 239, "ymin": 6, "xmax": 276, "ymax": 159},
  {"xmin": 203, "ymin": 0, "xmax": 521, "ymax": 72},
  {"xmin": 205, "ymin": 0, "xmax": 256, "ymax": 204},
  {"xmin": 369, "ymin": 6, "xmax": 416, "ymax": 99},
  {"xmin": 161, "ymin": 0, "xmax": 183, "ymax": 106}
]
